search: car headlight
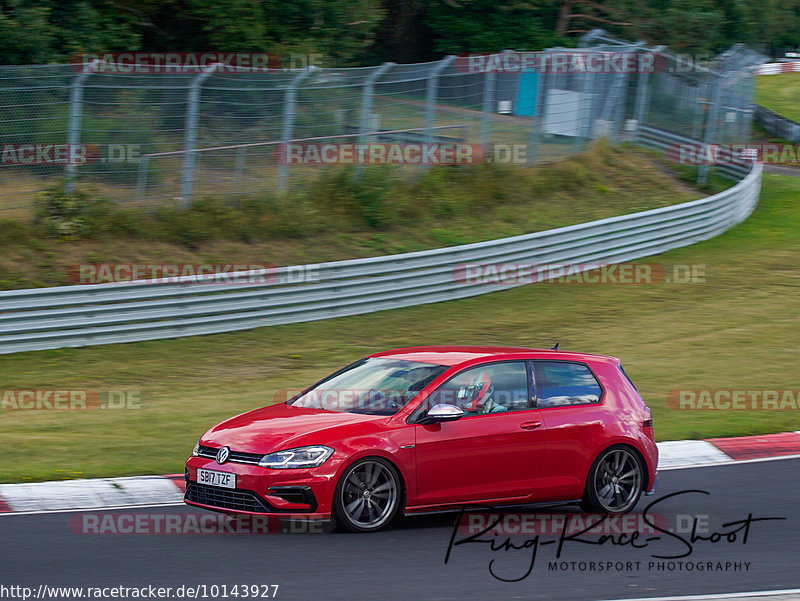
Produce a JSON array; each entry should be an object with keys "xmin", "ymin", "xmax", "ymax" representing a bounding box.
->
[
  {"xmin": 258, "ymin": 446, "xmax": 334, "ymax": 469},
  {"xmin": 192, "ymin": 440, "xmax": 200, "ymax": 457}
]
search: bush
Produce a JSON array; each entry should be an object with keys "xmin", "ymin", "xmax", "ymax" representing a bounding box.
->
[
  {"xmin": 33, "ymin": 189, "xmax": 96, "ymax": 240},
  {"xmin": 27, "ymin": 141, "xmax": 636, "ymax": 246}
]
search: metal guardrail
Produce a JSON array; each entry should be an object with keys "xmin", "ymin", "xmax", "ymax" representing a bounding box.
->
[
  {"xmin": 753, "ymin": 105, "xmax": 800, "ymax": 144},
  {"xmin": 636, "ymin": 125, "xmax": 753, "ymax": 180},
  {"xmin": 0, "ymin": 126, "xmax": 762, "ymax": 355}
]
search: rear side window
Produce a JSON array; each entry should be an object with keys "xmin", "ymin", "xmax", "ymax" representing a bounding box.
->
[
  {"xmin": 619, "ymin": 365, "xmax": 639, "ymax": 393},
  {"xmin": 533, "ymin": 361, "xmax": 603, "ymax": 407}
]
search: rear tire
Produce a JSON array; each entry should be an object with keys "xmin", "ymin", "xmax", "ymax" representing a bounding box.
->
[
  {"xmin": 580, "ymin": 445, "xmax": 644, "ymax": 514},
  {"xmin": 333, "ymin": 457, "xmax": 401, "ymax": 533}
]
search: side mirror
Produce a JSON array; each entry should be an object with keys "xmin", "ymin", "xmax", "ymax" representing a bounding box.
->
[{"xmin": 419, "ymin": 404, "xmax": 465, "ymax": 425}]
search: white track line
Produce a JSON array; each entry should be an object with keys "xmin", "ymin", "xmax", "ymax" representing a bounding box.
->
[
  {"xmin": 599, "ymin": 588, "xmax": 800, "ymax": 601},
  {"xmin": 0, "ymin": 501, "xmax": 186, "ymax": 516},
  {"xmin": 1, "ymin": 453, "xmax": 800, "ymax": 517},
  {"xmin": 656, "ymin": 440, "xmax": 732, "ymax": 468},
  {"xmin": 0, "ymin": 476, "xmax": 183, "ymax": 512},
  {"xmin": 659, "ymin": 452, "xmax": 800, "ymax": 470}
]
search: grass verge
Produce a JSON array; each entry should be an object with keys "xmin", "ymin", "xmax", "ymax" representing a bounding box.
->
[
  {"xmin": 0, "ymin": 141, "xmax": 701, "ymax": 289},
  {"xmin": 755, "ymin": 73, "xmax": 800, "ymax": 123}
]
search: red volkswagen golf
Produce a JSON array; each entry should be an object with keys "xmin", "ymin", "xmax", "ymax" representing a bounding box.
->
[{"xmin": 184, "ymin": 346, "xmax": 658, "ymax": 532}]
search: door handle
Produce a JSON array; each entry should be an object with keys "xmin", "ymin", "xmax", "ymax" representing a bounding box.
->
[{"xmin": 520, "ymin": 421, "xmax": 541, "ymax": 430}]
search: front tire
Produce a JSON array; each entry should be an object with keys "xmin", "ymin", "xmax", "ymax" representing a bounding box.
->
[
  {"xmin": 333, "ymin": 457, "xmax": 401, "ymax": 532},
  {"xmin": 580, "ymin": 446, "xmax": 644, "ymax": 514}
]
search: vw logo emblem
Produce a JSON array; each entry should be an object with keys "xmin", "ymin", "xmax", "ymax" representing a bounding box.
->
[{"xmin": 216, "ymin": 446, "xmax": 230, "ymax": 464}]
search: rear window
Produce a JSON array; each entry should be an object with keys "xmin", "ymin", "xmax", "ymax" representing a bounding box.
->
[{"xmin": 533, "ymin": 361, "xmax": 603, "ymax": 407}]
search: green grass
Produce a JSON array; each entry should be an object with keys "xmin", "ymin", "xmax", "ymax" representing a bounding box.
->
[
  {"xmin": 0, "ymin": 168, "xmax": 798, "ymax": 483},
  {"xmin": 0, "ymin": 142, "xmax": 702, "ymax": 289},
  {"xmin": 755, "ymin": 73, "xmax": 800, "ymax": 122}
]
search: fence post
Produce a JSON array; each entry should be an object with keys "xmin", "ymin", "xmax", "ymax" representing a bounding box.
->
[
  {"xmin": 423, "ymin": 55, "xmax": 456, "ymax": 167},
  {"xmin": 691, "ymin": 85, "xmax": 703, "ymax": 140},
  {"xmin": 181, "ymin": 63, "xmax": 218, "ymax": 207},
  {"xmin": 740, "ymin": 74, "xmax": 755, "ymax": 141},
  {"xmin": 574, "ymin": 66, "xmax": 594, "ymax": 153},
  {"xmin": 611, "ymin": 51, "xmax": 636, "ymax": 144},
  {"xmin": 632, "ymin": 46, "xmax": 661, "ymax": 144},
  {"xmin": 279, "ymin": 66, "xmax": 313, "ymax": 190},
  {"xmin": 698, "ymin": 77, "xmax": 724, "ymax": 186},
  {"xmin": 360, "ymin": 62, "xmax": 394, "ymax": 143},
  {"xmin": 136, "ymin": 155, "xmax": 150, "ymax": 201},
  {"xmin": 65, "ymin": 60, "xmax": 99, "ymax": 193},
  {"xmin": 481, "ymin": 66, "xmax": 497, "ymax": 150},
  {"xmin": 528, "ymin": 67, "xmax": 548, "ymax": 165},
  {"xmin": 357, "ymin": 62, "xmax": 394, "ymax": 176}
]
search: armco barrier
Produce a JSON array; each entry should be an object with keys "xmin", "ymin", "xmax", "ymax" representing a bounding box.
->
[
  {"xmin": 753, "ymin": 62, "xmax": 800, "ymax": 142},
  {"xmin": 753, "ymin": 105, "xmax": 800, "ymax": 144},
  {"xmin": 754, "ymin": 61, "xmax": 800, "ymax": 75},
  {"xmin": 0, "ymin": 127, "xmax": 762, "ymax": 354}
]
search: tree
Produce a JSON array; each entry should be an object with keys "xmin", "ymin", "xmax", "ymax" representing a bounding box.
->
[{"xmin": 423, "ymin": 0, "xmax": 569, "ymax": 55}]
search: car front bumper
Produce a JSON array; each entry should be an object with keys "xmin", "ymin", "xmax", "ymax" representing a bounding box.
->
[{"xmin": 184, "ymin": 456, "xmax": 338, "ymax": 519}]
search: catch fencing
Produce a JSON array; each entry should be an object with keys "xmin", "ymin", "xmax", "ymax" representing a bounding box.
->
[{"xmin": 0, "ymin": 31, "xmax": 763, "ymax": 212}]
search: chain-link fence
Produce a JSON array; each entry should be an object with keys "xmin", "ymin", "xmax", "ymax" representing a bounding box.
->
[{"xmin": 0, "ymin": 31, "xmax": 764, "ymax": 216}]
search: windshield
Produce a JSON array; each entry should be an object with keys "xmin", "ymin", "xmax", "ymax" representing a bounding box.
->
[{"xmin": 288, "ymin": 358, "xmax": 450, "ymax": 415}]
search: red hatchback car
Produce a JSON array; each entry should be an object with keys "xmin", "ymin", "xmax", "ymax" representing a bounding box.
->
[{"xmin": 184, "ymin": 346, "xmax": 658, "ymax": 532}]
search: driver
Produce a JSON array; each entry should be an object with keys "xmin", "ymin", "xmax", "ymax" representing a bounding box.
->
[{"xmin": 459, "ymin": 371, "xmax": 507, "ymax": 414}]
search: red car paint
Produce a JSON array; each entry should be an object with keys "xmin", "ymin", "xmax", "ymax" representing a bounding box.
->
[{"xmin": 184, "ymin": 346, "xmax": 658, "ymax": 519}]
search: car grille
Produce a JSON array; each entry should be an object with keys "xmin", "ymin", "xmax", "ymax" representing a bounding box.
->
[
  {"xmin": 197, "ymin": 444, "xmax": 263, "ymax": 465},
  {"xmin": 185, "ymin": 482, "xmax": 269, "ymax": 513}
]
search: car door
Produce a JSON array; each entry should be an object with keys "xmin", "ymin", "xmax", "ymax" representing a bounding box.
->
[
  {"xmin": 413, "ymin": 361, "xmax": 546, "ymax": 506},
  {"xmin": 532, "ymin": 360, "xmax": 607, "ymax": 499}
]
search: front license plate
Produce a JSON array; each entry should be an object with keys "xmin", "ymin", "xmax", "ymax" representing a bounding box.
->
[{"xmin": 197, "ymin": 468, "xmax": 236, "ymax": 489}]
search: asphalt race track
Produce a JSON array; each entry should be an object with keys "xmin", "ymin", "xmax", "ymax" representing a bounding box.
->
[{"xmin": 1, "ymin": 458, "xmax": 797, "ymax": 601}]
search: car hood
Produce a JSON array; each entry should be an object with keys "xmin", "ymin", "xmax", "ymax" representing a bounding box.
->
[{"xmin": 201, "ymin": 403, "xmax": 389, "ymax": 453}]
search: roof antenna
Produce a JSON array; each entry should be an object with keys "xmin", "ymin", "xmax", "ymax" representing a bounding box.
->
[{"xmin": 551, "ymin": 342, "xmax": 559, "ymax": 351}]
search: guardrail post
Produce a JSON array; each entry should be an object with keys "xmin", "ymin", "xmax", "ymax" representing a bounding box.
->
[
  {"xmin": 279, "ymin": 67, "xmax": 313, "ymax": 190},
  {"xmin": 65, "ymin": 60, "xmax": 100, "ymax": 193},
  {"xmin": 423, "ymin": 56, "xmax": 456, "ymax": 169},
  {"xmin": 481, "ymin": 65, "xmax": 497, "ymax": 150},
  {"xmin": 180, "ymin": 63, "xmax": 218, "ymax": 207}
]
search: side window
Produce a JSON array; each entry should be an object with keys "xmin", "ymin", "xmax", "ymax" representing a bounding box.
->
[
  {"xmin": 424, "ymin": 362, "xmax": 530, "ymax": 415},
  {"xmin": 533, "ymin": 361, "xmax": 602, "ymax": 407}
]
